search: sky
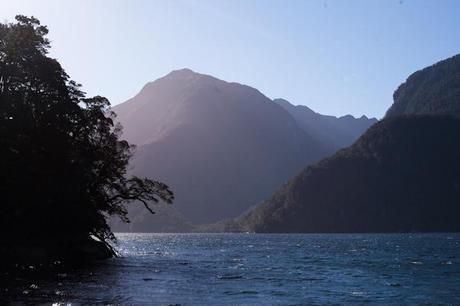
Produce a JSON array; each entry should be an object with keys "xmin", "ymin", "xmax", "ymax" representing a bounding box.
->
[{"xmin": 2, "ymin": 0, "xmax": 460, "ymax": 118}]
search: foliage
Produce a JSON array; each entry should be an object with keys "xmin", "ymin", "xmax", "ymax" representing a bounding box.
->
[
  {"xmin": 232, "ymin": 115, "xmax": 460, "ymax": 233},
  {"xmin": 229, "ymin": 53, "xmax": 460, "ymax": 234},
  {"xmin": 0, "ymin": 16, "xmax": 173, "ymax": 254},
  {"xmin": 386, "ymin": 53, "xmax": 460, "ymax": 117}
]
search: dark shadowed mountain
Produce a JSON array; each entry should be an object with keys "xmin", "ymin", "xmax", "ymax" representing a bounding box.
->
[
  {"xmin": 110, "ymin": 69, "xmax": 374, "ymax": 231},
  {"xmin": 386, "ymin": 54, "xmax": 460, "ymax": 117},
  {"xmin": 219, "ymin": 116, "xmax": 460, "ymax": 233},
  {"xmin": 274, "ymin": 98, "xmax": 377, "ymax": 149},
  {"xmin": 221, "ymin": 54, "xmax": 460, "ymax": 233}
]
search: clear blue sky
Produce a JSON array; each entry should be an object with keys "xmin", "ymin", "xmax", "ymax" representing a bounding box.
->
[{"xmin": 3, "ymin": 0, "xmax": 460, "ymax": 118}]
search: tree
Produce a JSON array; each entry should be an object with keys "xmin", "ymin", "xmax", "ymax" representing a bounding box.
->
[{"xmin": 0, "ymin": 16, "xmax": 173, "ymax": 259}]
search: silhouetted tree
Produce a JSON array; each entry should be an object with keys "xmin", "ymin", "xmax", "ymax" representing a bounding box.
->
[{"xmin": 0, "ymin": 16, "xmax": 173, "ymax": 258}]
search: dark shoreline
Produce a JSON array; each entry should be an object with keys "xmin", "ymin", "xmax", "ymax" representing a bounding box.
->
[{"xmin": 1, "ymin": 237, "xmax": 114, "ymax": 271}]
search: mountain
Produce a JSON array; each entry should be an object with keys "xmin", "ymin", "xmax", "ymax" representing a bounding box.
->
[
  {"xmin": 274, "ymin": 98, "xmax": 377, "ymax": 149},
  {"xmin": 386, "ymin": 54, "xmax": 460, "ymax": 117},
  {"xmin": 221, "ymin": 115, "xmax": 460, "ymax": 233},
  {"xmin": 109, "ymin": 203, "xmax": 195, "ymax": 233},
  {"xmin": 111, "ymin": 69, "xmax": 375, "ymax": 231},
  {"xmin": 225, "ymin": 54, "xmax": 460, "ymax": 233},
  {"xmin": 112, "ymin": 69, "xmax": 331, "ymax": 230}
]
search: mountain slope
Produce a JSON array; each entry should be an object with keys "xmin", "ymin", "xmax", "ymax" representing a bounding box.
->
[
  {"xmin": 274, "ymin": 98, "xmax": 377, "ymax": 149},
  {"xmin": 226, "ymin": 54, "xmax": 460, "ymax": 233},
  {"xmin": 112, "ymin": 69, "xmax": 332, "ymax": 228},
  {"xmin": 224, "ymin": 115, "xmax": 460, "ymax": 233},
  {"xmin": 386, "ymin": 54, "xmax": 460, "ymax": 117}
]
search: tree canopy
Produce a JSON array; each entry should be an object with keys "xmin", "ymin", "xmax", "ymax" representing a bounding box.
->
[{"xmin": 0, "ymin": 16, "xmax": 173, "ymax": 258}]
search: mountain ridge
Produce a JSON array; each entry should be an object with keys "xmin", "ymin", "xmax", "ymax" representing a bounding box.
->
[
  {"xmin": 111, "ymin": 68, "xmax": 378, "ymax": 231},
  {"xmin": 223, "ymin": 53, "xmax": 460, "ymax": 233},
  {"xmin": 386, "ymin": 53, "xmax": 460, "ymax": 117},
  {"xmin": 274, "ymin": 98, "xmax": 377, "ymax": 150}
]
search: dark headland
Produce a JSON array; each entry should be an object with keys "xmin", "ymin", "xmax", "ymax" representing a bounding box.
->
[{"xmin": 0, "ymin": 16, "xmax": 173, "ymax": 266}]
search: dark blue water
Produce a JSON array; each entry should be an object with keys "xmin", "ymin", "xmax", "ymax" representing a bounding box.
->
[{"xmin": 3, "ymin": 233, "xmax": 460, "ymax": 305}]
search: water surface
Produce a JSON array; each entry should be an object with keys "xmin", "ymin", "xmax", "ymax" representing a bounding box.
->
[{"xmin": 2, "ymin": 233, "xmax": 460, "ymax": 304}]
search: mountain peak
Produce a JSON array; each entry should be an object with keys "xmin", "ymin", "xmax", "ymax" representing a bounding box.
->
[
  {"xmin": 167, "ymin": 68, "xmax": 197, "ymax": 76},
  {"xmin": 162, "ymin": 68, "xmax": 203, "ymax": 80},
  {"xmin": 158, "ymin": 68, "xmax": 224, "ymax": 85},
  {"xmin": 137, "ymin": 68, "xmax": 211, "ymax": 96}
]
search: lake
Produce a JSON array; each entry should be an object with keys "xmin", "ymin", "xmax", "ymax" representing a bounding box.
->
[{"xmin": 2, "ymin": 233, "xmax": 460, "ymax": 304}]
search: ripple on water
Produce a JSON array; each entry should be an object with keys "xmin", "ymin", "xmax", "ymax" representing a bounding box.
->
[
  {"xmin": 217, "ymin": 273, "xmax": 244, "ymax": 280},
  {"xmin": 2, "ymin": 233, "xmax": 460, "ymax": 305},
  {"xmin": 224, "ymin": 290, "xmax": 258, "ymax": 295}
]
